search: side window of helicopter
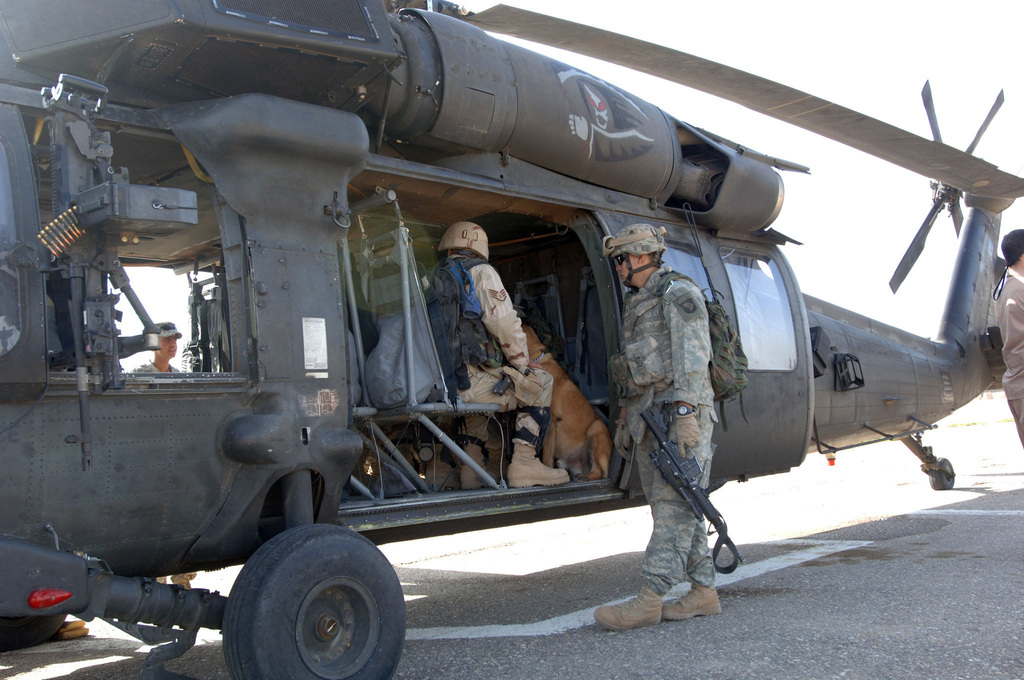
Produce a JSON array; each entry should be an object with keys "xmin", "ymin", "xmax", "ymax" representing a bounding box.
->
[
  {"xmin": 116, "ymin": 267, "xmax": 192, "ymax": 373},
  {"xmin": 661, "ymin": 243, "xmax": 709, "ymax": 292},
  {"xmin": 0, "ymin": 143, "xmax": 20, "ymax": 357},
  {"xmin": 116, "ymin": 264, "xmax": 232, "ymax": 375},
  {"xmin": 720, "ymin": 248, "xmax": 797, "ymax": 371}
]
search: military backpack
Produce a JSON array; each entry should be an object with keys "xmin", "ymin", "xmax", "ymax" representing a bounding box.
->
[
  {"xmin": 428, "ymin": 255, "xmax": 503, "ymax": 397},
  {"xmin": 658, "ymin": 271, "xmax": 749, "ymax": 428}
]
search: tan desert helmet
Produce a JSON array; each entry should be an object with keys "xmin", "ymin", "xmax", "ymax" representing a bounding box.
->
[
  {"xmin": 438, "ymin": 221, "xmax": 489, "ymax": 260},
  {"xmin": 601, "ymin": 223, "xmax": 667, "ymax": 258}
]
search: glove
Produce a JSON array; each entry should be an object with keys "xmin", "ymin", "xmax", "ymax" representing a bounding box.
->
[
  {"xmin": 675, "ymin": 412, "xmax": 699, "ymax": 448},
  {"xmin": 613, "ymin": 418, "xmax": 632, "ymax": 460}
]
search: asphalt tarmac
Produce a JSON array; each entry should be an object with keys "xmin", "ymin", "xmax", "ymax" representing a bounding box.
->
[{"xmin": 2, "ymin": 394, "xmax": 1022, "ymax": 680}]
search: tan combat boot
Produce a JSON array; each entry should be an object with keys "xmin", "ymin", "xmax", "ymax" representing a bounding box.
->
[
  {"xmin": 661, "ymin": 584, "xmax": 721, "ymax": 620},
  {"xmin": 170, "ymin": 572, "xmax": 197, "ymax": 589},
  {"xmin": 507, "ymin": 444, "xmax": 569, "ymax": 488},
  {"xmin": 594, "ymin": 583, "xmax": 662, "ymax": 630},
  {"xmin": 460, "ymin": 442, "xmax": 489, "ymax": 490}
]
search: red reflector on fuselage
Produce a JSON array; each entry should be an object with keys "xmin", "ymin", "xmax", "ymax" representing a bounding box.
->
[{"xmin": 28, "ymin": 588, "xmax": 73, "ymax": 609}]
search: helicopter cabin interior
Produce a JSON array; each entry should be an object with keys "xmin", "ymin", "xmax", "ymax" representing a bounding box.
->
[{"xmin": 333, "ymin": 194, "xmax": 803, "ymax": 506}]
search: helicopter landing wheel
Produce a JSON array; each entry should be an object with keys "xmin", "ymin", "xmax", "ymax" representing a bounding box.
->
[
  {"xmin": 928, "ymin": 457, "xmax": 955, "ymax": 491},
  {"xmin": 223, "ymin": 524, "xmax": 405, "ymax": 680},
  {"xmin": 0, "ymin": 614, "xmax": 67, "ymax": 652}
]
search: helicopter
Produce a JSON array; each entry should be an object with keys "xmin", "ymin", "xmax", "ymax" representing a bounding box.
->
[{"xmin": 0, "ymin": 0, "xmax": 1021, "ymax": 678}]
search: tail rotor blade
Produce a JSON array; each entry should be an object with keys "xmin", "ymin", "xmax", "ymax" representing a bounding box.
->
[
  {"xmin": 895, "ymin": 83, "xmax": 996, "ymax": 292},
  {"xmin": 889, "ymin": 196, "xmax": 945, "ymax": 293},
  {"xmin": 965, "ymin": 89, "xmax": 1004, "ymax": 155},
  {"xmin": 921, "ymin": 81, "xmax": 942, "ymax": 143}
]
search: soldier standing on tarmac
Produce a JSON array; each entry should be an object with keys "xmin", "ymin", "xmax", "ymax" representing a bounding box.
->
[
  {"xmin": 438, "ymin": 221, "xmax": 569, "ymax": 488},
  {"xmin": 594, "ymin": 223, "xmax": 720, "ymax": 630},
  {"xmin": 995, "ymin": 229, "xmax": 1024, "ymax": 449}
]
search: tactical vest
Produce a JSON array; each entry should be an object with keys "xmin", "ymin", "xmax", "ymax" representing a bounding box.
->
[{"xmin": 612, "ymin": 270, "xmax": 747, "ymax": 417}]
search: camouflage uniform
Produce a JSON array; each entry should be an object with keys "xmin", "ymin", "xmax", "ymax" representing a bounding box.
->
[
  {"xmin": 131, "ymin": 322, "xmax": 182, "ymax": 373},
  {"xmin": 617, "ymin": 266, "xmax": 716, "ymax": 595},
  {"xmin": 132, "ymin": 362, "xmax": 179, "ymax": 373},
  {"xmin": 437, "ymin": 220, "xmax": 566, "ymax": 488},
  {"xmin": 456, "ymin": 256, "xmax": 553, "ymax": 458}
]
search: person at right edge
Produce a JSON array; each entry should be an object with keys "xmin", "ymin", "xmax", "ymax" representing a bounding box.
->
[
  {"xmin": 594, "ymin": 223, "xmax": 720, "ymax": 630},
  {"xmin": 995, "ymin": 228, "xmax": 1024, "ymax": 449}
]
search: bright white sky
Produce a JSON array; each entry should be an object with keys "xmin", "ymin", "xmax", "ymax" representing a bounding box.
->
[
  {"xmin": 121, "ymin": 0, "xmax": 1024, "ymax": 368},
  {"xmin": 482, "ymin": 0, "xmax": 1024, "ymax": 337}
]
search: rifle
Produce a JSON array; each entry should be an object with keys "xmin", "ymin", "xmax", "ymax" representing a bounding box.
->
[{"xmin": 640, "ymin": 406, "xmax": 744, "ymax": 574}]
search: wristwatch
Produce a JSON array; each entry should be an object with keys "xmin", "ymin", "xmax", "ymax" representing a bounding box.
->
[{"xmin": 676, "ymin": 403, "xmax": 694, "ymax": 417}]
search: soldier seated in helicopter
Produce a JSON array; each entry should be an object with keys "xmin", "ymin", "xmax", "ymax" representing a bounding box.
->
[{"xmin": 434, "ymin": 221, "xmax": 569, "ymax": 488}]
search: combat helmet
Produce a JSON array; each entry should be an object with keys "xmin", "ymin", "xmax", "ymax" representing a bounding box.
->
[
  {"xmin": 439, "ymin": 221, "xmax": 489, "ymax": 260},
  {"xmin": 602, "ymin": 223, "xmax": 667, "ymax": 258}
]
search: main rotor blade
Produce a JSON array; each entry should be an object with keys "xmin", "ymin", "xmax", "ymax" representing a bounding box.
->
[
  {"xmin": 889, "ymin": 197, "xmax": 945, "ymax": 293},
  {"xmin": 965, "ymin": 89, "xmax": 1005, "ymax": 155},
  {"xmin": 921, "ymin": 81, "xmax": 942, "ymax": 143},
  {"xmin": 465, "ymin": 5, "xmax": 1024, "ymax": 200}
]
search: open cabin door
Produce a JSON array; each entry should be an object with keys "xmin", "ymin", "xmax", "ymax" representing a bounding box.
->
[{"xmin": 0, "ymin": 104, "xmax": 45, "ymax": 401}]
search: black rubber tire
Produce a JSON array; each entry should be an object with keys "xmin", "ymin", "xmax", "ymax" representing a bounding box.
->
[
  {"xmin": 222, "ymin": 524, "xmax": 405, "ymax": 680},
  {"xmin": 0, "ymin": 614, "xmax": 67, "ymax": 652},
  {"xmin": 928, "ymin": 457, "xmax": 956, "ymax": 491}
]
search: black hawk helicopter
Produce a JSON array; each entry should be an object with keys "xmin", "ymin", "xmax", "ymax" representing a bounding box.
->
[{"xmin": 0, "ymin": 1, "xmax": 1020, "ymax": 678}]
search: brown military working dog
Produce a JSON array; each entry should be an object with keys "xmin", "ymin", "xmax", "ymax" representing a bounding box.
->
[{"xmin": 523, "ymin": 325, "xmax": 612, "ymax": 481}]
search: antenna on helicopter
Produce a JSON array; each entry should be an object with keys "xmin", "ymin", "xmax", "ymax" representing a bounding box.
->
[{"xmin": 889, "ymin": 82, "xmax": 1005, "ymax": 293}]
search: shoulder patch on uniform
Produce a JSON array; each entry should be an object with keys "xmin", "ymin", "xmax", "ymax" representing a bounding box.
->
[
  {"xmin": 662, "ymin": 278, "xmax": 704, "ymax": 320},
  {"xmin": 489, "ymin": 289, "xmax": 508, "ymax": 302}
]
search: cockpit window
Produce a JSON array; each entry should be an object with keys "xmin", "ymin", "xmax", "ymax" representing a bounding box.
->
[
  {"xmin": 720, "ymin": 248, "xmax": 796, "ymax": 371},
  {"xmin": 0, "ymin": 141, "xmax": 20, "ymax": 356},
  {"xmin": 117, "ymin": 268, "xmax": 193, "ymax": 372}
]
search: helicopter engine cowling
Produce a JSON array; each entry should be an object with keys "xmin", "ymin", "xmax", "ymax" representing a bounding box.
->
[
  {"xmin": 384, "ymin": 9, "xmax": 681, "ymax": 204},
  {"xmin": 381, "ymin": 9, "xmax": 783, "ymax": 231},
  {"xmin": 0, "ymin": 0, "xmax": 784, "ymax": 231}
]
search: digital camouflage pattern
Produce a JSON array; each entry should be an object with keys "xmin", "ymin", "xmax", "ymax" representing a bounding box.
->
[
  {"xmin": 601, "ymin": 223, "xmax": 666, "ymax": 258},
  {"xmin": 614, "ymin": 267, "xmax": 714, "ymax": 441},
  {"xmin": 614, "ymin": 265, "xmax": 716, "ymax": 594},
  {"xmin": 132, "ymin": 362, "xmax": 179, "ymax": 373}
]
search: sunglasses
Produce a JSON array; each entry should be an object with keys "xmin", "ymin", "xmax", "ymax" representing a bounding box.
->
[{"xmin": 614, "ymin": 254, "xmax": 629, "ymax": 265}]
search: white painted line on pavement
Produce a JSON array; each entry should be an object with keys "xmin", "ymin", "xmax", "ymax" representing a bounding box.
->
[
  {"xmin": 4, "ymin": 655, "xmax": 131, "ymax": 680},
  {"xmin": 911, "ymin": 509, "xmax": 1024, "ymax": 516},
  {"xmin": 405, "ymin": 539, "xmax": 872, "ymax": 640}
]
